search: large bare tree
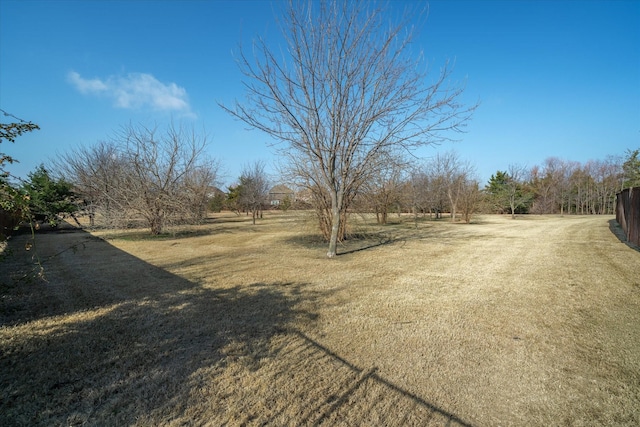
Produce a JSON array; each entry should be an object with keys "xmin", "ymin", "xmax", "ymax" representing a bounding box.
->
[
  {"xmin": 56, "ymin": 122, "xmax": 218, "ymax": 234},
  {"xmin": 55, "ymin": 141, "xmax": 125, "ymax": 227},
  {"xmin": 222, "ymin": 0, "xmax": 476, "ymax": 257},
  {"xmin": 112, "ymin": 122, "xmax": 217, "ymax": 234}
]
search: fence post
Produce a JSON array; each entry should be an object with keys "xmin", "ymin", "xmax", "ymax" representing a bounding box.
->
[{"xmin": 629, "ymin": 187, "xmax": 640, "ymax": 246}]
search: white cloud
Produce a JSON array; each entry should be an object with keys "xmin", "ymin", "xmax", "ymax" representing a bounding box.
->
[
  {"xmin": 67, "ymin": 71, "xmax": 192, "ymax": 114},
  {"xmin": 67, "ymin": 71, "xmax": 108, "ymax": 93}
]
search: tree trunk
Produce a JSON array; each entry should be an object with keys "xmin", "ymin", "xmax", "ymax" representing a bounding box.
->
[
  {"xmin": 327, "ymin": 190, "xmax": 342, "ymax": 258},
  {"xmin": 327, "ymin": 205, "xmax": 340, "ymax": 258},
  {"xmin": 447, "ymin": 188, "xmax": 458, "ymax": 223},
  {"xmin": 376, "ymin": 207, "xmax": 388, "ymax": 224},
  {"xmin": 89, "ymin": 205, "xmax": 95, "ymax": 227},
  {"xmin": 150, "ymin": 217, "xmax": 163, "ymax": 235}
]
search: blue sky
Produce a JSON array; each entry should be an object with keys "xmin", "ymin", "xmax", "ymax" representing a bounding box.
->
[{"xmin": 1, "ymin": 0, "xmax": 638, "ymax": 187}]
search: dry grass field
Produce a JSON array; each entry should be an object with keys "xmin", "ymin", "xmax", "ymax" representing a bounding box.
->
[{"xmin": 1, "ymin": 212, "xmax": 639, "ymax": 426}]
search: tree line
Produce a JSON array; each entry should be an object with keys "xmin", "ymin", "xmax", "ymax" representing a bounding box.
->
[
  {"xmin": 1, "ymin": 113, "xmax": 638, "ymax": 245},
  {"xmin": 485, "ymin": 154, "xmax": 639, "ymax": 217},
  {"xmin": 2, "ymin": 1, "xmax": 639, "ymax": 258},
  {"xmin": 320, "ymin": 149, "xmax": 637, "ymax": 227}
]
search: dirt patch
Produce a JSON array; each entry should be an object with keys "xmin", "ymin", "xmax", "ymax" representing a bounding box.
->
[{"xmin": 1, "ymin": 213, "xmax": 639, "ymax": 425}]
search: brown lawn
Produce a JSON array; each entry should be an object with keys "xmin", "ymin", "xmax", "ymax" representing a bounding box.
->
[{"xmin": 1, "ymin": 212, "xmax": 639, "ymax": 426}]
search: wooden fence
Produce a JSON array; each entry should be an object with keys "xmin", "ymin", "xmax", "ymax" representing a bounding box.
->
[{"xmin": 616, "ymin": 187, "xmax": 640, "ymax": 247}]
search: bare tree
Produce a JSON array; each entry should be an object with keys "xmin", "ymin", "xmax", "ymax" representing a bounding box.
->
[
  {"xmin": 115, "ymin": 122, "xmax": 218, "ymax": 234},
  {"xmin": 56, "ymin": 123, "xmax": 218, "ymax": 234},
  {"xmin": 222, "ymin": 0, "xmax": 476, "ymax": 257},
  {"xmin": 406, "ymin": 167, "xmax": 433, "ymax": 227},
  {"xmin": 359, "ymin": 154, "xmax": 408, "ymax": 224},
  {"xmin": 54, "ymin": 141, "xmax": 126, "ymax": 227},
  {"xmin": 458, "ymin": 178, "xmax": 482, "ymax": 223},
  {"xmin": 530, "ymin": 158, "xmax": 576, "ymax": 215},
  {"xmin": 591, "ymin": 156, "xmax": 622, "ymax": 214},
  {"xmin": 425, "ymin": 170, "xmax": 448, "ymax": 219},
  {"xmin": 182, "ymin": 162, "xmax": 220, "ymax": 223},
  {"xmin": 238, "ymin": 161, "xmax": 270, "ymax": 225},
  {"xmin": 528, "ymin": 157, "xmax": 621, "ymax": 215},
  {"xmin": 529, "ymin": 165, "xmax": 555, "ymax": 214},
  {"xmin": 427, "ymin": 152, "xmax": 474, "ymax": 222},
  {"xmin": 504, "ymin": 164, "xmax": 532, "ymax": 219},
  {"xmin": 568, "ymin": 165, "xmax": 592, "ymax": 215}
]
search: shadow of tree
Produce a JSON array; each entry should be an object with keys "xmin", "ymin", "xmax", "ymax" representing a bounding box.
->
[
  {"xmin": 283, "ymin": 218, "xmax": 497, "ymax": 257},
  {"xmin": 335, "ymin": 224, "xmax": 495, "ymax": 256},
  {"xmin": 1, "ymin": 229, "xmax": 317, "ymax": 425},
  {"xmin": 1, "ymin": 228, "xmax": 473, "ymax": 426},
  {"xmin": 280, "ymin": 331, "xmax": 475, "ymax": 426}
]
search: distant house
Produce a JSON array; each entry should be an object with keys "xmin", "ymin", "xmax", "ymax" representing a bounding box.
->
[
  {"xmin": 268, "ymin": 184, "xmax": 294, "ymax": 207},
  {"xmin": 207, "ymin": 186, "xmax": 226, "ymax": 199}
]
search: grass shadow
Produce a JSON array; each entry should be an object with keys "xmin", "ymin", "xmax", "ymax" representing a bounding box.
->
[
  {"xmin": 283, "ymin": 217, "xmax": 493, "ymax": 256},
  {"xmin": 283, "ymin": 230, "xmax": 403, "ymax": 255},
  {"xmin": 337, "ymin": 231, "xmax": 406, "ymax": 255},
  {"xmin": 1, "ymin": 226, "xmax": 475, "ymax": 426}
]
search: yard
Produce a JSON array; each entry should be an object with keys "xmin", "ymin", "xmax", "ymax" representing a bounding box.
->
[{"xmin": 1, "ymin": 212, "xmax": 639, "ymax": 425}]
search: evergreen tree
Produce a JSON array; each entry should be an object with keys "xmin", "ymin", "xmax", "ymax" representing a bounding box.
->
[
  {"xmin": 485, "ymin": 171, "xmax": 510, "ymax": 213},
  {"xmin": 1, "ymin": 111, "xmax": 40, "ymax": 239},
  {"xmin": 485, "ymin": 167, "xmax": 533, "ymax": 218},
  {"xmin": 208, "ymin": 192, "xmax": 225, "ymax": 213},
  {"xmin": 23, "ymin": 164, "xmax": 77, "ymax": 226},
  {"xmin": 225, "ymin": 184, "xmax": 243, "ymax": 214}
]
